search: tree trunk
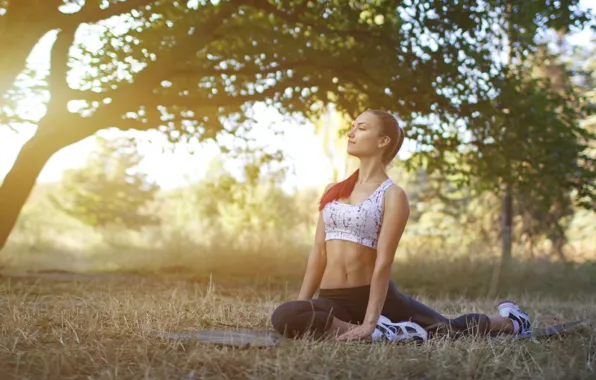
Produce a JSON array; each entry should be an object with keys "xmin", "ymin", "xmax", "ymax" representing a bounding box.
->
[
  {"xmin": 501, "ymin": 185, "xmax": 514, "ymax": 267},
  {"xmin": 488, "ymin": 0, "xmax": 515, "ymax": 298},
  {"xmin": 0, "ymin": 116, "xmax": 94, "ymax": 251},
  {"xmin": 489, "ymin": 185, "xmax": 513, "ymax": 297}
]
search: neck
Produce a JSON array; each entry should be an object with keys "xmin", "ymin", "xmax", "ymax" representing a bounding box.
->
[{"xmin": 357, "ymin": 157, "xmax": 387, "ymax": 184}]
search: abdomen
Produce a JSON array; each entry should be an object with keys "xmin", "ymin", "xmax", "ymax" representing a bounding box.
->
[{"xmin": 320, "ymin": 240, "xmax": 377, "ymax": 289}]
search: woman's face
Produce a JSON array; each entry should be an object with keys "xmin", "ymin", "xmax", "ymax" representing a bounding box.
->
[{"xmin": 346, "ymin": 111, "xmax": 389, "ymax": 160}]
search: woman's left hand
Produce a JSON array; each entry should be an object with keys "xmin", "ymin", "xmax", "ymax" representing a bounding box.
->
[{"xmin": 336, "ymin": 323, "xmax": 376, "ymax": 342}]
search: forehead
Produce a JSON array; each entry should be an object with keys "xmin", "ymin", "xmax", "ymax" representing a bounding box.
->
[{"xmin": 354, "ymin": 111, "xmax": 381, "ymax": 128}]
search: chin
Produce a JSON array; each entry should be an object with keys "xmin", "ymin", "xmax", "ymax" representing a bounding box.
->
[{"xmin": 346, "ymin": 148, "xmax": 360, "ymax": 159}]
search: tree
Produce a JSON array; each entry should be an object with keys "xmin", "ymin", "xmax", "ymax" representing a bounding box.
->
[
  {"xmin": 401, "ymin": 1, "xmax": 594, "ymax": 295},
  {"xmin": 49, "ymin": 135, "xmax": 160, "ymax": 235},
  {"xmin": 0, "ymin": 0, "xmax": 592, "ymax": 251},
  {"xmin": 178, "ymin": 152, "xmax": 312, "ymax": 250},
  {"xmin": 513, "ymin": 31, "xmax": 596, "ymax": 260}
]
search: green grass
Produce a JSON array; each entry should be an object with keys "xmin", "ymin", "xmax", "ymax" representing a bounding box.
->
[{"xmin": 0, "ymin": 275, "xmax": 594, "ymax": 379}]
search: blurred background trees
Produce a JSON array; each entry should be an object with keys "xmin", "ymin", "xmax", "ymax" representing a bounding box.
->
[{"xmin": 48, "ymin": 135, "xmax": 160, "ymax": 246}]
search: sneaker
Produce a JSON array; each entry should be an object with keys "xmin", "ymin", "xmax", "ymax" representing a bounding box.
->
[
  {"xmin": 498, "ymin": 300, "xmax": 532, "ymax": 336},
  {"xmin": 371, "ymin": 315, "xmax": 428, "ymax": 343}
]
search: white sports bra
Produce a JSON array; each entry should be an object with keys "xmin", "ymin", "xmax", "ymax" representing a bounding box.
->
[{"xmin": 322, "ymin": 178, "xmax": 394, "ymax": 249}]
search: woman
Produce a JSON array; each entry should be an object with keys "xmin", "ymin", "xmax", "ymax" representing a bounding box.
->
[{"xmin": 271, "ymin": 110, "xmax": 531, "ymax": 342}]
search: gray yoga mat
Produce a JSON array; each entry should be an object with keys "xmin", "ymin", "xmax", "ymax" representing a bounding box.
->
[
  {"xmin": 157, "ymin": 329, "xmax": 284, "ymax": 347},
  {"xmin": 158, "ymin": 320, "xmax": 585, "ymax": 347}
]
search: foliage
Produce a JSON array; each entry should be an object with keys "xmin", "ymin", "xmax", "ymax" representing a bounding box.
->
[
  {"xmin": 402, "ymin": 5, "xmax": 594, "ymax": 264},
  {"xmin": 509, "ymin": 32, "xmax": 596, "ymax": 256},
  {"xmin": 49, "ymin": 135, "xmax": 160, "ymax": 232},
  {"xmin": 2, "ymin": 0, "xmax": 588, "ymax": 151},
  {"xmin": 409, "ymin": 58, "xmax": 595, "ymax": 208}
]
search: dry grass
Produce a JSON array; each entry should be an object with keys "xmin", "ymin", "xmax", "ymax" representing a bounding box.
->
[{"xmin": 0, "ymin": 274, "xmax": 594, "ymax": 379}]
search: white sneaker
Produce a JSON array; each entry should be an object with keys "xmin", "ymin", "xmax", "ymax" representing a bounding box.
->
[
  {"xmin": 371, "ymin": 315, "xmax": 428, "ymax": 343},
  {"xmin": 498, "ymin": 301, "xmax": 532, "ymax": 336}
]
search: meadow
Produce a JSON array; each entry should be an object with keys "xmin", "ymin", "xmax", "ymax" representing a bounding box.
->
[
  {"xmin": 0, "ymin": 273, "xmax": 595, "ymax": 380},
  {"xmin": 1, "ymin": 180, "xmax": 595, "ymax": 379}
]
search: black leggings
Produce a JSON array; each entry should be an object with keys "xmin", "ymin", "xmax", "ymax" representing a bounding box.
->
[{"xmin": 271, "ymin": 280, "xmax": 490, "ymax": 339}]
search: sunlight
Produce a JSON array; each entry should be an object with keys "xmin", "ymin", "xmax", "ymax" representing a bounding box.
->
[{"xmin": 0, "ymin": 108, "xmax": 336, "ymax": 191}]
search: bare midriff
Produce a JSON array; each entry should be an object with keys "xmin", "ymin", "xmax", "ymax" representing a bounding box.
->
[{"xmin": 319, "ymin": 239, "xmax": 377, "ymax": 289}]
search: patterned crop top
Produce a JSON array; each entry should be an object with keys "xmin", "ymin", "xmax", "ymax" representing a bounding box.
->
[{"xmin": 322, "ymin": 178, "xmax": 394, "ymax": 249}]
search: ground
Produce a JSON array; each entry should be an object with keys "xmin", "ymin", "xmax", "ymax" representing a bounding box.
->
[{"xmin": 0, "ymin": 274, "xmax": 594, "ymax": 379}]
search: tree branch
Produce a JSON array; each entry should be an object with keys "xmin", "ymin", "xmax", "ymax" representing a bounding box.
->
[
  {"xmin": 63, "ymin": 1, "xmax": 241, "ymax": 133},
  {"xmin": 84, "ymin": 2, "xmax": 238, "ymax": 105},
  {"xmin": 46, "ymin": 25, "xmax": 78, "ymax": 114}
]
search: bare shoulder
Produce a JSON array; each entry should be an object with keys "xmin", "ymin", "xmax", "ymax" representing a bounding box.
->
[
  {"xmin": 384, "ymin": 184, "xmax": 410, "ymax": 211},
  {"xmin": 386, "ymin": 183, "xmax": 408, "ymax": 198}
]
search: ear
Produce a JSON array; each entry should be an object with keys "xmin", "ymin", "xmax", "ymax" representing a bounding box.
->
[{"xmin": 378, "ymin": 136, "xmax": 391, "ymax": 149}]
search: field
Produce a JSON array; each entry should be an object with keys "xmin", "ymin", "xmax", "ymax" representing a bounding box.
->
[
  {"xmin": 1, "ymin": 180, "xmax": 595, "ymax": 379},
  {"xmin": 0, "ymin": 273, "xmax": 594, "ymax": 380}
]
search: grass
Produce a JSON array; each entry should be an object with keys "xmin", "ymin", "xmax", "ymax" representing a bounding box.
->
[
  {"xmin": 0, "ymin": 274, "xmax": 594, "ymax": 379},
  {"xmin": 4, "ymin": 241, "xmax": 596, "ymax": 299}
]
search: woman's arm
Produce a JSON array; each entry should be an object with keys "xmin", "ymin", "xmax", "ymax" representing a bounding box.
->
[
  {"xmin": 361, "ymin": 185, "xmax": 410, "ymax": 327},
  {"xmin": 297, "ymin": 184, "xmax": 333, "ymax": 300}
]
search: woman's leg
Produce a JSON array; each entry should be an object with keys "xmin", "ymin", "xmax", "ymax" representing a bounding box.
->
[
  {"xmin": 271, "ymin": 298, "xmax": 354, "ymax": 339},
  {"xmin": 382, "ymin": 280, "xmax": 504, "ymax": 336},
  {"xmin": 381, "ymin": 280, "xmax": 450, "ymax": 329},
  {"xmin": 487, "ymin": 316, "xmax": 514, "ymax": 333}
]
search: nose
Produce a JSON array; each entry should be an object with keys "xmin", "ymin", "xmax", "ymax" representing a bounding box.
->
[{"xmin": 347, "ymin": 127, "xmax": 355, "ymax": 138}]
